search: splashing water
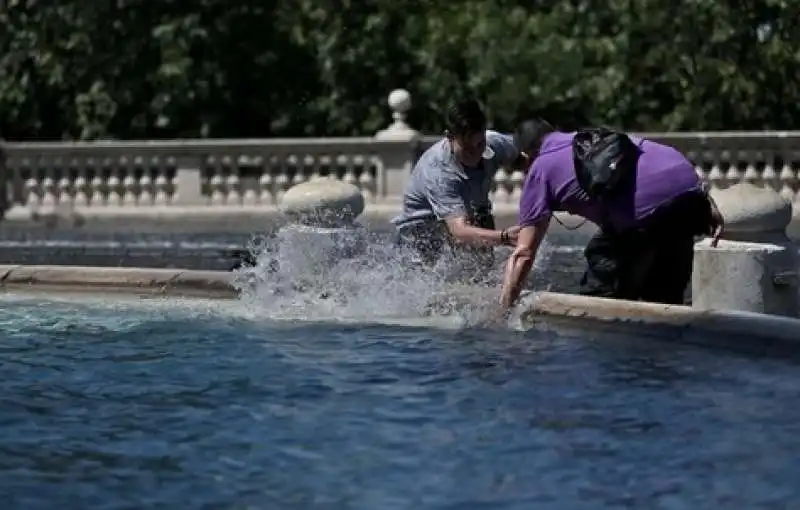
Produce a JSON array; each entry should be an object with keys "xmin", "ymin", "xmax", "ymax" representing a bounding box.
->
[{"xmin": 232, "ymin": 224, "xmax": 553, "ymax": 324}]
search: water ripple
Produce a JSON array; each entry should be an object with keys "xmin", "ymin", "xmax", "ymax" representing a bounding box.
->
[{"xmin": 0, "ymin": 295, "xmax": 797, "ymax": 509}]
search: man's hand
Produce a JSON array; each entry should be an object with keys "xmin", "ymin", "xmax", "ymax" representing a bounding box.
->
[{"xmin": 707, "ymin": 194, "xmax": 724, "ymax": 247}]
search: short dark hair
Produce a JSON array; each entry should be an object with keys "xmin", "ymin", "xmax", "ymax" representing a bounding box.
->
[
  {"xmin": 514, "ymin": 118, "xmax": 556, "ymax": 155},
  {"xmin": 446, "ymin": 98, "xmax": 487, "ymax": 137}
]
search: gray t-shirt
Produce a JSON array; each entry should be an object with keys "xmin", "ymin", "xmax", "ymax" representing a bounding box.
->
[{"xmin": 391, "ymin": 130, "xmax": 520, "ymax": 228}]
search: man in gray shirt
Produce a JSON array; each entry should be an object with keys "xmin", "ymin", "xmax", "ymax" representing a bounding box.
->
[{"xmin": 391, "ymin": 99, "xmax": 529, "ymax": 280}]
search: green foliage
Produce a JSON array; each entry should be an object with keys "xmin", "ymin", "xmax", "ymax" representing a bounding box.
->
[{"xmin": 1, "ymin": 0, "xmax": 798, "ymax": 140}]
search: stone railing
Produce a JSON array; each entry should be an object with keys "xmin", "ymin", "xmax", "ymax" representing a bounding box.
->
[
  {"xmin": 3, "ymin": 138, "xmax": 395, "ymax": 211},
  {"xmin": 1, "ymin": 88, "xmax": 799, "ymax": 222}
]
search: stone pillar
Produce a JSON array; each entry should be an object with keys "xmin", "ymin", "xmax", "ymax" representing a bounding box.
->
[
  {"xmin": 692, "ymin": 182, "xmax": 798, "ymax": 317},
  {"xmin": 374, "ymin": 89, "xmax": 420, "ymax": 201}
]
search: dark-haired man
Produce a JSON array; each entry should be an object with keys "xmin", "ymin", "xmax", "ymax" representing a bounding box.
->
[
  {"xmin": 499, "ymin": 118, "xmax": 724, "ymax": 309},
  {"xmin": 391, "ymin": 99, "xmax": 530, "ymax": 279}
]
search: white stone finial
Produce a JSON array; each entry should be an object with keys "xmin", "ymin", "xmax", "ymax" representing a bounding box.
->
[
  {"xmin": 375, "ymin": 88, "xmax": 419, "ymax": 141},
  {"xmin": 278, "ymin": 177, "xmax": 365, "ymax": 227},
  {"xmin": 388, "ymin": 88, "xmax": 411, "ymax": 116}
]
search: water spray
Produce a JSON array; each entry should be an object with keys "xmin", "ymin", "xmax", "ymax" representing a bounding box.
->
[{"xmin": 232, "ymin": 178, "xmax": 553, "ymax": 324}]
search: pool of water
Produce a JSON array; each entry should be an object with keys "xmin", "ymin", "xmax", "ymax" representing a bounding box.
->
[{"xmin": 0, "ymin": 294, "xmax": 798, "ymax": 509}]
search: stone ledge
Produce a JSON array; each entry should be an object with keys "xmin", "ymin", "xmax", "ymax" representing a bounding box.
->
[
  {"xmin": 0, "ymin": 265, "xmax": 237, "ymax": 298},
  {"xmin": 6, "ymin": 203, "xmax": 800, "ymax": 239},
  {"xmin": 1, "ymin": 205, "xmax": 597, "ymax": 236},
  {"xmin": 521, "ymin": 291, "xmax": 800, "ymax": 356},
  {"xmin": 1, "ymin": 265, "xmax": 799, "ymax": 356}
]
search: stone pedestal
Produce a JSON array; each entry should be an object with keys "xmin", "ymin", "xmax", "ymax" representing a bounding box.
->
[
  {"xmin": 374, "ymin": 89, "xmax": 420, "ymax": 199},
  {"xmin": 273, "ymin": 178, "xmax": 369, "ymax": 286},
  {"xmin": 692, "ymin": 182, "xmax": 798, "ymax": 316}
]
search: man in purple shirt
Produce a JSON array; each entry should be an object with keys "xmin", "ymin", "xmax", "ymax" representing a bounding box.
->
[{"xmin": 500, "ymin": 118, "xmax": 724, "ymax": 310}]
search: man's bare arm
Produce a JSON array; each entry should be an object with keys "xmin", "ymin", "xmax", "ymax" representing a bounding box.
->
[
  {"xmin": 444, "ymin": 216, "xmax": 515, "ymax": 247},
  {"xmin": 500, "ymin": 218, "xmax": 550, "ymax": 309}
]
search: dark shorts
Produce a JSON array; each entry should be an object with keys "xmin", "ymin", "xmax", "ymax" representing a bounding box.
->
[{"xmin": 579, "ymin": 190, "xmax": 713, "ymax": 305}]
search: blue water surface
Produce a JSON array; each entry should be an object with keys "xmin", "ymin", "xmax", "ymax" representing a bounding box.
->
[{"xmin": 0, "ymin": 295, "xmax": 797, "ymax": 510}]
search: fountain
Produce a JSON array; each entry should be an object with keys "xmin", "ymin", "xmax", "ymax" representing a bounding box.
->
[{"xmin": 231, "ymin": 177, "xmax": 375, "ymax": 307}]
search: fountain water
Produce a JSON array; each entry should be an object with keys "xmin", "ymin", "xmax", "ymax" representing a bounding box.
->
[{"xmin": 232, "ymin": 179, "xmax": 551, "ymax": 324}]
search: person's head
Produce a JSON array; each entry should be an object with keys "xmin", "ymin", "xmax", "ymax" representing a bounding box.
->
[
  {"xmin": 445, "ymin": 98, "xmax": 489, "ymax": 167},
  {"xmin": 514, "ymin": 118, "xmax": 556, "ymax": 157}
]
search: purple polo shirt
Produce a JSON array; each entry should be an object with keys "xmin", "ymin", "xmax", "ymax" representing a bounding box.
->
[{"xmin": 517, "ymin": 132, "xmax": 702, "ymax": 230}]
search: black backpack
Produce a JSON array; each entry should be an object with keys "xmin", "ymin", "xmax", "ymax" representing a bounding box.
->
[{"xmin": 572, "ymin": 127, "xmax": 639, "ymax": 200}]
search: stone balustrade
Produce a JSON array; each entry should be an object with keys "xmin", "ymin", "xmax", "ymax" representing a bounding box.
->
[
  {"xmin": 1, "ymin": 89, "xmax": 799, "ymax": 223},
  {"xmin": 4, "ymin": 139, "xmax": 387, "ymax": 210}
]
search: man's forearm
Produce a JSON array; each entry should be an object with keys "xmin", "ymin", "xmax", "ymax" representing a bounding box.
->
[
  {"xmin": 499, "ymin": 221, "xmax": 548, "ymax": 309},
  {"xmin": 449, "ymin": 223, "xmax": 506, "ymax": 247},
  {"xmin": 500, "ymin": 250, "xmax": 534, "ymax": 308}
]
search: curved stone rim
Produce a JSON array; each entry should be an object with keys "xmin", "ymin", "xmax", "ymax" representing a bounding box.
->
[{"xmin": 0, "ymin": 265, "xmax": 798, "ymax": 356}]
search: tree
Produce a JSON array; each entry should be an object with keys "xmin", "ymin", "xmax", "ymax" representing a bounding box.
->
[{"xmin": 1, "ymin": 0, "xmax": 798, "ymax": 140}]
